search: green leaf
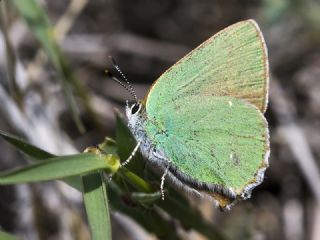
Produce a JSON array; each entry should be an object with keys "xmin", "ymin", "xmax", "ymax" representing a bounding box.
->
[
  {"xmin": 12, "ymin": 0, "xmax": 92, "ymax": 132},
  {"xmin": 0, "ymin": 129, "xmax": 54, "ymax": 160},
  {"xmin": 83, "ymin": 173, "xmax": 112, "ymax": 240},
  {"xmin": 0, "ymin": 129, "xmax": 84, "ymax": 191},
  {"xmin": 0, "ymin": 230, "xmax": 19, "ymax": 240},
  {"xmin": 0, "ymin": 153, "xmax": 119, "ymax": 184}
]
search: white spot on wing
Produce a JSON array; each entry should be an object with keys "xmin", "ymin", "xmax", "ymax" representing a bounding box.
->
[{"xmin": 229, "ymin": 101, "xmax": 233, "ymax": 107}]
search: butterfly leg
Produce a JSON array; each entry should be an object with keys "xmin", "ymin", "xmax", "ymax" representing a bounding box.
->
[
  {"xmin": 121, "ymin": 141, "xmax": 141, "ymax": 167},
  {"xmin": 101, "ymin": 171, "xmax": 114, "ymax": 183},
  {"xmin": 160, "ymin": 165, "xmax": 169, "ymax": 200}
]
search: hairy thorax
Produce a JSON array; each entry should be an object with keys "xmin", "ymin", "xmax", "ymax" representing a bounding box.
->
[{"xmin": 126, "ymin": 104, "xmax": 169, "ymax": 167}]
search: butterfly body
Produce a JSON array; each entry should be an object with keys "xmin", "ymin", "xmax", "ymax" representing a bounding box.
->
[{"xmin": 126, "ymin": 19, "xmax": 269, "ymax": 210}]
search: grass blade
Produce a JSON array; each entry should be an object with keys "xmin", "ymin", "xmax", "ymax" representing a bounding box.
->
[
  {"xmin": 0, "ymin": 129, "xmax": 84, "ymax": 190},
  {"xmin": 83, "ymin": 173, "xmax": 112, "ymax": 240},
  {"xmin": 0, "ymin": 153, "xmax": 119, "ymax": 184},
  {"xmin": 0, "ymin": 129, "xmax": 54, "ymax": 160}
]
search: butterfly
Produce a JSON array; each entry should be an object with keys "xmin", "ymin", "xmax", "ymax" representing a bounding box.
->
[{"xmin": 122, "ymin": 19, "xmax": 269, "ymax": 210}]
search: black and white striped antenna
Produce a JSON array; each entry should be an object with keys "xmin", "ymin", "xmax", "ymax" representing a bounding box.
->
[{"xmin": 107, "ymin": 56, "xmax": 138, "ymax": 102}]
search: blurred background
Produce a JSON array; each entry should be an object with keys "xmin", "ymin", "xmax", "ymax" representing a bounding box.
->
[{"xmin": 0, "ymin": 0, "xmax": 320, "ymax": 239}]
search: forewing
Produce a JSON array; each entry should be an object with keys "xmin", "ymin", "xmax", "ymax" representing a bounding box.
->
[
  {"xmin": 145, "ymin": 95, "xmax": 269, "ymax": 196},
  {"xmin": 146, "ymin": 19, "xmax": 269, "ymax": 114}
]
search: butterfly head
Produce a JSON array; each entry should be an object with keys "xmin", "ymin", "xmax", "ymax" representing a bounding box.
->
[
  {"xmin": 126, "ymin": 100, "xmax": 146, "ymax": 136},
  {"xmin": 126, "ymin": 101, "xmax": 143, "ymax": 119}
]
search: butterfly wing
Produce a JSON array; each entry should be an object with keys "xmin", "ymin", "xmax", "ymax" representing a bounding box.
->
[
  {"xmin": 144, "ymin": 95, "xmax": 269, "ymax": 197},
  {"xmin": 145, "ymin": 19, "xmax": 268, "ymax": 114},
  {"xmin": 143, "ymin": 19, "xmax": 269, "ymax": 198}
]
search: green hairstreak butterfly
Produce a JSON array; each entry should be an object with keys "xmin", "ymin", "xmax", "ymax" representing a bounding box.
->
[{"xmin": 125, "ymin": 19, "xmax": 269, "ymax": 210}]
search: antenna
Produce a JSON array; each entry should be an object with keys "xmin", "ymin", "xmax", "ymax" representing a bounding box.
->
[
  {"xmin": 109, "ymin": 56, "xmax": 138, "ymax": 102},
  {"xmin": 105, "ymin": 70, "xmax": 137, "ymax": 102}
]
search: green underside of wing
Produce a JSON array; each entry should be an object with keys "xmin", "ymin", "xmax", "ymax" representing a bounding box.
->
[
  {"xmin": 146, "ymin": 20, "xmax": 268, "ymax": 113},
  {"xmin": 145, "ymin": 96, "xmax": 268, "ymax": 193}
]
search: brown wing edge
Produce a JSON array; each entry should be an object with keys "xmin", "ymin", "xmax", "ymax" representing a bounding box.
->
[
  {"xmin": 247, "ymin": 19, "xmax": 269, "ymax": 114},
  {"xmin": 144, "ymin": 19, "xmax": 269, "ymax": 114}
]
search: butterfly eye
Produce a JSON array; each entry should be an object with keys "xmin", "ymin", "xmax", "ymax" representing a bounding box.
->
[{"xmin": 131, "ymin": 103, "xmax": 140, "ymax": 115}]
